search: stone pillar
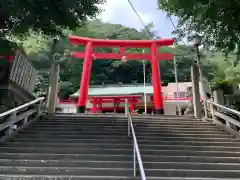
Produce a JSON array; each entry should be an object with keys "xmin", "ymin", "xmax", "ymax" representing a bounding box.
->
[
  {"xmin": 47, "ymin": 63, "xmax": 60, "ymax": 114},
  {"xmin": 191, "ymin": 63, "xmax": 202, "ymax": 118},
  {"xmin": 213, "ymin": 90, "xmax": 224, "ymax": 105},
  {"xmin": 213, "ymin": 90, "xmax": 224, "ymax": 112},
  {"xmin": 184, "ymin": 87, "xmax": 193, "ymax": 115}
]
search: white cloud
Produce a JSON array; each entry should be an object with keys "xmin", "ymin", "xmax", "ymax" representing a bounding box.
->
[
  {"xmin": 98, "ymin": 0, "xmax": 154, "ymax": 30},
  {"xmin": 97, "ymin": 0, "xmax": 177, "ymax": 38}
]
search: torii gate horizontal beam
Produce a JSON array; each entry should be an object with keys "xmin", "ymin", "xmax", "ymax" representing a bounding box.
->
[
  {"xmin": 69, "ymin": 36, "xmax": 174, "ymax": 48},
  {"xmin": 71, "ymin": 52, "xmax": 173, "ymax": 61}
]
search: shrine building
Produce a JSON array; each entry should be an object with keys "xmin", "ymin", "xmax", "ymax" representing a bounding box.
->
[{"xmin": 57, "ymin": 82, "xmax": 210, "ymax": 114}]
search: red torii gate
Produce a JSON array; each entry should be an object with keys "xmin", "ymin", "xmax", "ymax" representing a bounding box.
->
[{"xmin": 68, "ymin": 36, "xmax": 174, "ymax": 114}]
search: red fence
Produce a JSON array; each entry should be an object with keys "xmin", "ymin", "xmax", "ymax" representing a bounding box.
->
[{"xmin": 59, "ymin": 96, "xmax": 192, "ymax": 105}]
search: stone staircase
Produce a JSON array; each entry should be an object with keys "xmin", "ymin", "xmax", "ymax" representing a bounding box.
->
[
  {"xmin": 0, "ymin": 115, "xmax": 134, "ymax": 179},
  {"xmin": 134, "ymin": 116, "xmax": 240, "ymax": 179},
  {"xmin": 0, "ymin": 115, "xmax": 240, "ymax": 179}
]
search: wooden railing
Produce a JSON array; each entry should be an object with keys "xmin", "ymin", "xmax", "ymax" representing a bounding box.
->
[
  {"xmin": 206, "ymin": 100, "xmax": 240, "ymax": 135},
  {"xmin": 0, "ymin": 97, "xmax": 44, "ymax": 141}
]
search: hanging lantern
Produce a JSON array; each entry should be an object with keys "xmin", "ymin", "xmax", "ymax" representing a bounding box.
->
[
  {"xmin": 121, "ymin": 55, "xmax": 128, "ymax": 63},
  {"xmin": 92, "ymin": 54, "xmax": 96, "ymax": 60}
]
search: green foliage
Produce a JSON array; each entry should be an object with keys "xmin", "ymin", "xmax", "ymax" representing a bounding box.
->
[
  {"xmin": 211, "ymin": 79, "xmax": 234, "ymax": 95},
  {"xmin": 20, "ymin": 20, "xmax": 167, "ymax": 97},
  {"xmin": 207, "ymin": 51, "xmax": 240, "ymax": 90},
  {"xmin": 0, "ymin": 0, "xmax": 105, "ymax": 36},
  {"xmin": 17, "ymin": 19, "xmax": 237, "ymax": 98},
  {"xmin": 158, "ymin": 0, "xmax": 240, "ymax": 57},
  {"xmin": 158, "ymin": 0, "xmax": 240, "ymax": 92}
]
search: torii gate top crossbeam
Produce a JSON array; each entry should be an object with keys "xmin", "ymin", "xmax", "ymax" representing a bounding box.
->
[{"xmin": 69, "ymin": 36, "xmax": 174, "ymax": 48}]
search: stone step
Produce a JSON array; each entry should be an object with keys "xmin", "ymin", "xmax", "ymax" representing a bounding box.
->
[
  {"xmin": 0, "ymin": 175, "xmax": 134, "ymax": 180},
  {"xmin": 0, "ymin": 153, "xmax": 133, "ymax": 161},
  {"xmin": 11, "ymin": 136, "xmax": 238, "ymax": 143},
  {"xmin": 21, "ymin": 128, "xmax": 226, "ymax": 134},
  {"xmin": 144, "ymin": 169, "xmax": 240, "ymax": 178},
  {"xmin": 5, "ymin": 140, "xmax": 240, "ymax": 148},
  {"xmin": 1, "ymin": 175, "xmax": 237, "ymax": 180},
  {"xmin": 33, "ymin": 121, "xmax": 214, "ymax": 126},
  {"xmin": 25, "ymin": 126, "xmax": 223, "ymax": 132},
  {"xmin": 139, "ymin": 149, "xmax": 240, "ymax": 157},
  {"xmin": 48, "ymin": 116, "xmax": 198, "ymax": 120},
  {"xmin": 0, "ymin": 166, "xmax": 133, "ymax": 176},
  {"xmin": 2, "ymin": 143, "xmax": 240, "ymax": 152},
  {"xmin": 36, "ymin": 116, "xmax": 210, "ymax": 121},
  {"xmin": 0, "ymin": 147, "xmax": 132, "ymax": 155},
  {"xmin": 1, "ymin": 159, "xmax": 240, "ymax": 170},
  {"xmin": 0, "ymin": 159, "xmax": 133, "ymax": 168},
  {"xmin": 15, "ymin": 133, "xmax": 233, "ymax": 139},
  {"xmin": 2, "ymin": 153, "xmax": 240, "ymax": 164},
  {"xmin": 142, "ymin": 155, "xmax": 240, "ymax": 164},
  {"xmin": 29, "ymin": 124, "xmax": 219, "ymax": 130},
  {"xmin": 44, "ymin": 116, "xmax": 198, "ymax": 121},
  {"xmin": 30, "ymin": 123, "xmax": 218, "ymax": 127},
  {"xmin": 1, "ymin": 142, "xmax": 133, "ymax": 149},
  {"xmin": 147, "ymin": 178, "xmax": 240, "ymax": 180},
  {"xmin": 144, "ymin": 162, "xmax": 240, "ymax": 170},
  {"xmin": 45, "ymin": 117, "xmax": 128, "ymax": 121},
  {"xmin": 18, "ymin": 130, "xmax": 229, "ymax": 137},
  {"xmin": 1, "ymin": 166, "xmax": 240, "ymax": 178},
  {"xmin": 37, "ymin": 119, "xmax": 206, "ymax": 124},
  {"xmin": 0, "ymin": 147, "xmax": 240, "ymax": 157},
  {"xmin": 31, "ymin": 121, "xmax": 216, "ymax": 124}
]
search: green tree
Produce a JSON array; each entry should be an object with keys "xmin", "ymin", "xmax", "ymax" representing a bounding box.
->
[
  {"xmin": 0, "ymin": 0, "xmax": 105, "ymax": 36},
  {"xmin": 20, "ymin": 19, "xmax": 220, "ymax": 98},
  {"xmin": 206, "ymin": 51, "xmax": 240, "ymax": 91},
  {"xmin": 158, "ymin": 0, "xmax": 240, "ymax": 65}
]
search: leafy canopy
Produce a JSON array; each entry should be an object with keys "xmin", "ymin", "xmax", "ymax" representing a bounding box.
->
[
  {"xmin": 0, "ymin": 0, "xmax": 105, "ymax": 35},
  {"xmin": 158, "ymin": 0, "xmax": 240, "ymax": 53},
  {"xmin": 20, "ymin": 19, "xmax": 223, "ymax": 98}
]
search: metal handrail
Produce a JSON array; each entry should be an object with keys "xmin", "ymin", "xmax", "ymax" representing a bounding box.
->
[
  {"xmin": 125, "ymin": 99, "xmax": 146, "ymax": 179},
  {"xmin": 0, "ymin": 97, "xmax": 45, "ymax": 118}
]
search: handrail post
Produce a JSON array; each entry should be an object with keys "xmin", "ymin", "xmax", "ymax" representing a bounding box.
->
[
  {"xmin": 126, "ymin": 99, "xmax": 130, "ymax": 137},
  {"xmin": 125, "ymin": 98, "xmax": 128, "ymax": 117},
  {"xmin": 5, "ymin": 111, "xmax": 17, "ymax": 136},
  {"xmin": 36, "ymin": 100, "xmax": 42, "ymax": 117},
  {"xmin": 209, "ymin": 103, "xmax": 216, "ymax": 121},
  {"xmin": 133, "ymin": 143, "xmax": 136, "ymax": 177},
  {"xmin": 128, "ymin": 118, "xmax": 130, "ymax": 137}
]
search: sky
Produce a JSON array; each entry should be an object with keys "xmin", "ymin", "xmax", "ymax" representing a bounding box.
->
[{"xmin": 98, "ymin": 0, "xmax": 178, "ymax": 38}]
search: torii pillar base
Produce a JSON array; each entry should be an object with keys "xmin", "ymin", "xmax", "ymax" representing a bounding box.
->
[
  {"xmin": 78, "ymin": 106, "xmax": 86, "ymax": 113},
  {"xmin": 155, "ymin": 109, "xmax": 164, "ymax": 115}
]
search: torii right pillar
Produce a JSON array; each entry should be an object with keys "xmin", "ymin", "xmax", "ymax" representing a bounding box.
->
[{"xmin": 151, "ymin": 42, "xmax": 164, "ymax": 114}]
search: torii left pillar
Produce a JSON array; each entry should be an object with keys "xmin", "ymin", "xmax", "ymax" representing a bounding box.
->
[
  {"xmin": 77, "ymin": 41, "xmax": 93, "ymax": 113},
  {"xmin": 151, "ymin": 42, "xmax": 164, "ymax": 114}
]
